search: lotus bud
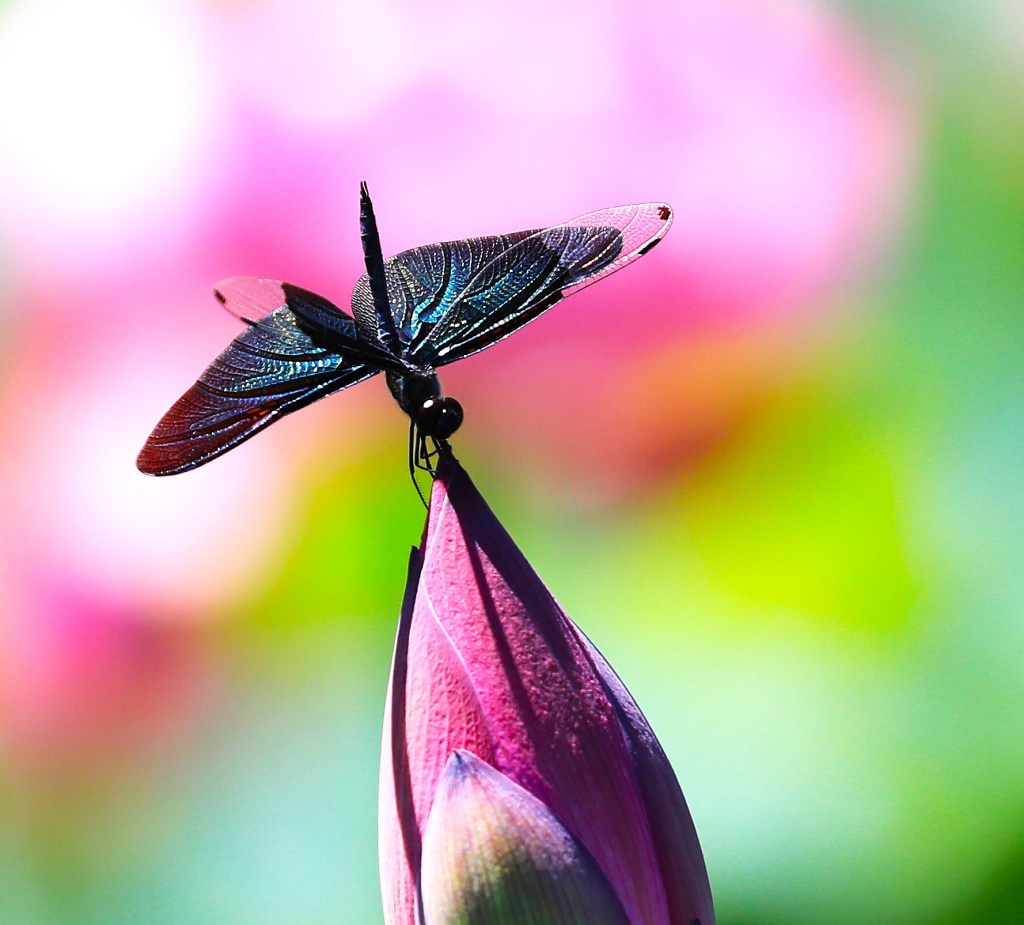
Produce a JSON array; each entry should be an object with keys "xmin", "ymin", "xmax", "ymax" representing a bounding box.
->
[{"xmin": 379, "ymin": 453, "xmax": 713, "ymax": 925}]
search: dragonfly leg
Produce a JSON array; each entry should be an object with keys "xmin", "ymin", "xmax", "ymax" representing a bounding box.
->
[
  {"xmin": 410, "ymin": 421, "xmax": 448, "ymax": 507},
  {"xmin": 407, "ymin": 423, "xmax": 460, "ymax": 505},
  {"xmin": 407, "ymin": 420, "xmax": 429, "ymax": 508},
  {"xmin": 421, "ymin": 438, "xmax": 440, "ymax": 474}
]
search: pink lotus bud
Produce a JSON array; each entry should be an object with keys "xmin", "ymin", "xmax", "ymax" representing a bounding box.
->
[{"xmin": 379, "ymin": 454, "xmax": 714, "ymax": 925}]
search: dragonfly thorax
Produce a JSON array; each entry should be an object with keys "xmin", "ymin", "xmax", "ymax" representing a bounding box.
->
[{"xmin": 386, "ymin": 371, "xmax": 464, "ymax": 440}]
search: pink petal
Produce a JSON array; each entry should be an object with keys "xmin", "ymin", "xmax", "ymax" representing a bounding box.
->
[
  {"xmin": 379, "ymin": 549, "xmax": 497, "ymax": 925},
  {"xmin": 414, "ymin": 457, "xmax": 672, "ymax": 925},
  {"xmin": 582, "ymin": 633, "xmax": 715, "ymax": 925}
]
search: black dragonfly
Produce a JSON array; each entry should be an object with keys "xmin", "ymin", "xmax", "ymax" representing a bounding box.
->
[{"xmin": 137, "ymin": 183, "xmax": 672, "ymax": 482}]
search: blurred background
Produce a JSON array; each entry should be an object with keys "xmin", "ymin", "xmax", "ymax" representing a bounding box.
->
[{"xmin": 0, "ymin": 0, "xmax": 1021, "ymax": 922}]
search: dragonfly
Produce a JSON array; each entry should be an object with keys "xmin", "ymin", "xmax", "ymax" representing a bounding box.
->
[{"xmin": 137, "ymin": 183, "xmax": 673, "ymax": 486}]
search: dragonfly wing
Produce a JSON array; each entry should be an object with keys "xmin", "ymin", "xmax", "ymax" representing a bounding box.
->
[
  {"xmin": 212, "ymin": 277, "xmax": 289, "ymax": 323},
  {"xmin": 414, "ymin": 202, "xmax": 673, "ymax": 366},
  {"xmin": 137, "ymin": 307, "xmax": 378, "ymax": 475},
  {"xmin": 215, "ymin": 277, "xmax": 404, "ymax": 370},
  {"xmin": 555, "ymin": 202, "xmax": 674, "ymax": 298},
  {"xmin": 350, "ymin": 231, "xmax": 539, "ymax": 352}
]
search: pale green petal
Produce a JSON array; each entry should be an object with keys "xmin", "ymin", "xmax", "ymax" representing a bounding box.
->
[{"xmin": 419, "ymin": 750, "xmax": 632, "ymax": 925}]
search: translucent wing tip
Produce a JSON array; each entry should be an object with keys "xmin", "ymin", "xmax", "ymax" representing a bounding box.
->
[
  {"xmin": 568, "ymin": 201, "xmax": 674, "ymax": 255},
  {"xmin": 637, "ymin": 202, "xmax": 673, "ymax": 254},
  {"xmin": 632, "ymin": 200, "xmax": 674, "ymax": 233},
  {"xmin": 212, "ymin": 277, "xmax": 287, "ymax": 324}
]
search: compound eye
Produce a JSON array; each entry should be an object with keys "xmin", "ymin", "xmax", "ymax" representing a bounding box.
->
[{"xmin": 416, "ymin": 396, "xmax": 464, "ymax": 439}]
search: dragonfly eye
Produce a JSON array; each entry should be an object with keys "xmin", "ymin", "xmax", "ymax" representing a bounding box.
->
[{"xmin": 416, "ymin": 396, "xmax": 464, "ymax": 439}]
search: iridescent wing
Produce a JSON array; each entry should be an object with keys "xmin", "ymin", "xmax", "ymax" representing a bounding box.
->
[
  {"xmin": 137, "ymin": 287, "xmax": 383, "ymax": 476},
  {"xmin": 350, "ymin": 203, "xmax": 672, "ymax": 366},
  {"xmin": 422, "ymin": 202, "xmax": 672, "ymax": 365},
  {"xmin": 350, "ymin": 230, "xmax": 539, "ymax": 350},
  {"xmin": 214, "ymin": 278, "xmax": 406, "ymax": 370}
]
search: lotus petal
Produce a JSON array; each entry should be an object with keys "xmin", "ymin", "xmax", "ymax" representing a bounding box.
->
[{"xmin": 419, "ymin": 749, "xmax": 631, "ymax": 925}]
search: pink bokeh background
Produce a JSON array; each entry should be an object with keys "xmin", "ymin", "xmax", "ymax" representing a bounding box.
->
[{"xmin": 0, "ymin": 0, "xmax": 912, "ymax": 875}]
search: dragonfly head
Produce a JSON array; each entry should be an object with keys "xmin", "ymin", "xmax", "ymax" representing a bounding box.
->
[
  {"xmin": 388, "ymin": 371, "xmax": 464, "ymax": 440},
  {"xmin": 416, "ymin": 395, "xmax": 464, "ymax": 440}
]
